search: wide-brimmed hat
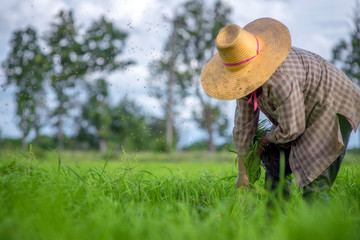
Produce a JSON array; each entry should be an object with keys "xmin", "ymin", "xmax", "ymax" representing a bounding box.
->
[{"xmin": 201, "ymin": 18, "xmax": 291, "ymax": 100}]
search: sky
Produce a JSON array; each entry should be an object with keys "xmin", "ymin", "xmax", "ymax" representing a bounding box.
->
[{"xmin": 0, "ymin": 0, "xmax": 359, "ymax": 148}]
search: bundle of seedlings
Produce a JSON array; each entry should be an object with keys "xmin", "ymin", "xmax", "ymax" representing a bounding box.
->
[
  {"xmin": 228, "ymin": 120, "xmax": 272, "ymax": 187},
  {"xmin": 243, "ymin": 120, "xmax": 272, "ymax": 186}
]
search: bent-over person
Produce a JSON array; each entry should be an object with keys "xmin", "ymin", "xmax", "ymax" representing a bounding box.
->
[{"xmin": 200, "ymin": 18, "xmax": 360, "ymax": 200}]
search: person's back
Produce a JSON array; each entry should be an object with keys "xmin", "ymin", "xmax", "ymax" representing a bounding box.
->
[
  {"xmin": 258, "ymin": 46, "xmax": 360, "ymax": 187},
  {"xmin": 278, "ymin": 47, "xmax": 360, "ymax": 125}
]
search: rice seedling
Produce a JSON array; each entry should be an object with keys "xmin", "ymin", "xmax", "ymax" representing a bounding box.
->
[
  {"xmin": 228, "ymin": 119, "xmax": 272, "ymax": 187},
  {"xmin": 245, "ymin": 120, "xmax": 272, "ymax": 185},
  {"xmin": 0, "ymin": 148, "xmax": 359, "ymax": 240}
]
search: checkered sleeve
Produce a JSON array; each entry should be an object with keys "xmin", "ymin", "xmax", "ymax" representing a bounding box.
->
[
  {"xmin": 266, "ymin": 73, "xmax": 306, "ymax": 144},
  {"xmin": 233, "ymin": 98, "xmax": 259, "ymax": 159}
]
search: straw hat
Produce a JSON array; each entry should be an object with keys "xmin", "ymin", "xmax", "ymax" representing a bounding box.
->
[{"xmin": 201, "ymin": 18, "xmax": 291, "ymax": 100}]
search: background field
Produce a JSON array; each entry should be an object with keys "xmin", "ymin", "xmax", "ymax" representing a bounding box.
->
[{"xmin": 0, "ymin": 149, "xmax": 359, "ymax": 240}]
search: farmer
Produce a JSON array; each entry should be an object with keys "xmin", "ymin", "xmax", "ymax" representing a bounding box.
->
[{"xmin": 201, "ymin": 18, "xmax": 360, "ymax": 200}]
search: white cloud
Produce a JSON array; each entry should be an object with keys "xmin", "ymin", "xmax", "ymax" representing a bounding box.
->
[{"xmin": 1, "ymin": 0, "xmax": 67, "ymax": 32}]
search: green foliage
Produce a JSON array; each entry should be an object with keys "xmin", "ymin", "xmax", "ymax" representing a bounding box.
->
[
  {"xmin": 78, "ymin": 78, "xmax": 112, "ymax": 151},
  {"xmin": 0, "ymin": 151, "xmax": 359, "ymax": 240},
  {"xmin": 146, "ymin": 117, "xmax": 173, "ymax": 152},
  {"xmin": 75, "ymin": 96, "xmax": 156, "ymax": 152},
  {"xmin": 331, "ymin": 2, "xmax": 360, "ymax": 86},
  {"xmin": 107, "ymin": 100, "xmax": 175, "ymax": 152},
  {"xmin": 83, "ymin": 16, "xmax": 135, "ymax": 72},
  {"xmin": 109, "ymin": 98, "xmax": 151, "ymax": 151},
  {"xmin": 75, "ymin": 16, "xmax": 135, "ymax": 152},
  {"xmin": 192, "ymin": 103, "xmax": 229, "ymax": 137},
  {"xmin": 2, "ymin": 26, "xmax": 48, "ymax": 149},
  {"xmin": 331, "ymin": 1, "xmax": 360, "ymax": 148},
  {"xmin": 174, "ymin": 0, "xmax": 232, "ymax": 151},
  {"xmin": 149, "ymin": 0, "xmax": 233, "ymax": 151},
  {"xmin": 183, "ymin": 140, "xmax": 230, "ymax": 152},
  {"xmin": 244, "ymin": 120, "xmax": 272, "ymax": 186},
  {"xmin": 43, "ymin": 10, "xmax": 134, "ymax": 150},
  {"xmin": 44, "ymin": 10, "xmax": 87, "ymax": 150},
  {"xmin": 228, "ymin": 120, "xmax": 272, "ymax": 187},
  {"xmin": 32, "ymin": 135, "xmax": 58, "ymax": 150},
  {"xmin": 2, "ymin": 9, "xmax": 135, "ymax": 151},
  {"xmin": 183, "ymin": 140, "xmax": 209, "ymax": 151},
  {"xmin": 0, "ymin": 138, "xmax": 22, "ymax": 151}
]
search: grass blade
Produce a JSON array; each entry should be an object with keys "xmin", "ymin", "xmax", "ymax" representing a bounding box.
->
[{"xmin": 61, "ymin": 163, "xmax": 86, "ymax": 184}]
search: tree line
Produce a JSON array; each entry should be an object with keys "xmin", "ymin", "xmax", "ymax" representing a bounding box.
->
[
  {"xmin": 2, "ymin": 0, "xmax": 360, "ymax": 152},
  {"xmin": 2, "ymin": 10, "xmax": 144, "ymax": 152},
  {"xmin": 2, "ymin": 0, "xmax": 234, "ymax": 152}
]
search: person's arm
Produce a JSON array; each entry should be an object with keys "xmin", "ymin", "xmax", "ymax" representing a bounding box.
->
[
  {"xmin": 233, "ymin": 98, "xmax": 259, "ymax": 189},
  {"xmin": 266, "ymin": 74, "xmax": 306, "ymax": 145}
]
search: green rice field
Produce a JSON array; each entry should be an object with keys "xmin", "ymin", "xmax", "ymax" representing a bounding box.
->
[{"xmin": 0, "ymin": 148, "xmax": 359, "ymax": 240}]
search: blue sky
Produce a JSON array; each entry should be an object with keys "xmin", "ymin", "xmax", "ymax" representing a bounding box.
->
[{"xmin": 0, "ymin": 0, "xmax": 359, "ymax": 148}]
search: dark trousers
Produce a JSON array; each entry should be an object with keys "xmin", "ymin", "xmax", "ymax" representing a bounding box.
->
[{"xmin": 261, "ymin": 114, "xmax": 352, "ymax": 200}]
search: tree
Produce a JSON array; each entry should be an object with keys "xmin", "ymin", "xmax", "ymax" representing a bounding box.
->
[
  {"xmin": 331, "ymin": 1, "xmax": 360, "ymax": 146},
  {"xmin": 45, "ymin": 10, "xmax": 87, "ymax": 151},
  {"xmin": 110, "ymin": 98, "xmax": 151, "ymax": 151},
  {"xmin": 148, "ymin": 17, "xmax": 188, "ymax": 151},
  {"xmin": 2, "ymin": 27, "xmax": 48, "ymax": 150},
  {"xmin": 332, "ymin": 2, "xmax": 360, "ymax": 86},
  {"xmin": 83, "ymin": 16, "xmax": 135, "ymax": 73},
  {"xmin": 79, "ymin": 78, "xmax": 112, "ymax": 152},
  {"xmin": 164, "ymin": 19, "xmax": 177, "ymax": 150},
  {"xmin": 174, "ymin": 0, "xmax": 232, "ymax": 152},
  {"xmin": 76, "ymin": 16, "xmax": 135, "ymax": 152},
  {"xmin": 193, "ymin": 104, "xmax": 228, "ymax": 150},
  {"xmin": 146, "ymin": 117, "xmax": 178, "ymax": 152},
  {"xmin": 149, "ymin": 0, "xmax": 232, "ymax": 152}
]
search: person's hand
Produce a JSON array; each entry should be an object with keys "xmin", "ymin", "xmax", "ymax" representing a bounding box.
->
[
  {"xmin": 235, "ymin": 172, "xmax": 250, "ymax": 189},
  {"xmin": 256, "ymin": 134, "xmax": 270, "ymax": 159},
  {"xmin": 235, "ymin": 156, "xmax": 250, "ymax": 189}
]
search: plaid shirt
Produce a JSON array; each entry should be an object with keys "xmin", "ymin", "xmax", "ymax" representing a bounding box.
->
[{"xmin": 233, "ymin": 47, "xmax": 360, "ymax": 187}]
